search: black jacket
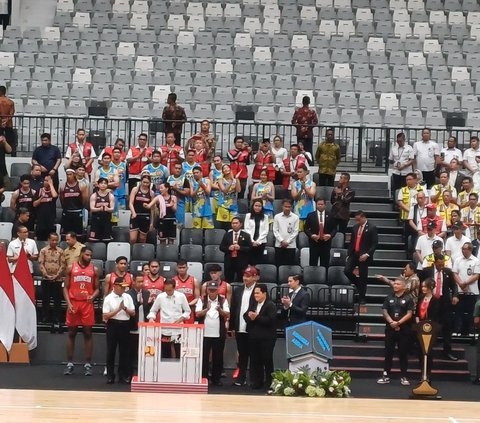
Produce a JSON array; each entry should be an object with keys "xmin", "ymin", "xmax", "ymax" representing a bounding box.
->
[
  {"xmin": 244, "ymin": 298, "xmax": 277, "ymax": 339},
  {"xmin": 126, "ymin": 288, "xmax": 151, "ymax": 330},
  {"xmin": 230, "ymin": 283, "xmax": 257, "ymax": 332},
  {"xmin": 219, "ymin": 229, "xmax": 252, "ymax": 265},
  {"xmin": 304, "ymin": 209, "xmax": 337, "ymax": 245},
  {"xmin": 420, "ymin": 267, "xmax": 459, "ymax": 306},
  {"xmin": 281, "ymin": 287, "xmax": 310, "ymax": 326},
  {"xmin": 415, "ymin": 294, "xmax": 441, "ymax": 323},
  {"xmin": 347, "ymin": 220, "xmax": 378, "ymax": 258}
]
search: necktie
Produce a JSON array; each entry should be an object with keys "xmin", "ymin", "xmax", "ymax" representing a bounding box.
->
[
  {"xmin": 319, "ymin": 212, "xmax": 324, "ymax": 239},
  {"xmin": 354, "ymin": 225, "xmax": 363, "ymax": 253},
  {"xmin": 232, "ymin": 232, "xmax": 238, "ymax": 258},
  {"xmin": 434, "ymin": 270, "xmax": 442, "ymax": 298}
]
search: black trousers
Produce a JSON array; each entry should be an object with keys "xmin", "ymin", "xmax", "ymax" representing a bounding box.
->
[
  {"xmin": 41, "ymin": 280, "xmax": 63, "ymax": 324},
  {"xmin": 238, "ymin": 179, "xmax": 247, "ymax": 199},
  {"xmin": 344, "ymin": 253, "xmax": 371, "ymax": 301},
  {"xmin": 422, "ymin": 170, "xmax": 436, "ymax": 189},
  {"xmin": 440, "ymin": 302, "xmax": 454, "ymax": 354},
  {"xmin": 249, "ymin": 244, "xmax": 265, "ymax": 265},
  {"xmin": 391, "ymin": 173, "xmax": 406, "ymax": 198},
  {"xmin": 384, "ymin": 327, "xmax": 410, "ymax": 377},
  {"xmin": 317, "ymin": 173, "xmax": 335, "ymax": 187},
  {"xmin": 106, "ymin": 319, "xmax": 131, "ymax": 380},
  {"xmin": 224, "ymin": 258, "xmax": 248, "ymax": 283},
  {"xmin": 161, "ymin": 337, "xmax": 181, "ymax": 358},
  {"xmin": 454, "ymin": 294, "xmax": 478, "ymax": 334},
  {"xmin": 235, "ymin": 332, "xmax": 251, "ymax": 383},
  {"xmin": 249, "ymin": 337, "xmax": 276, "ymax": 389},
  {"xmin": 334, "ymin": 218, "xmax": 349, "ymax": 236},
  {"xmin": 202, "ymin": 336, "xmax": 225, "ymax": 382},
  {"xmin": 309, "ymin": 241, "xmax": 331, "ymax": 267},
  {"xmin": 298, "ymin": 137, "xmax": 313, "ymax": 155},
  {"xmin": 275, "ymin": 247, "xmax": 296, "ymax": 267},
  {"xmin": 174, "ymin": 132, "xmax": 182, "ymax": 146},
  {"xmin": 130, "ymin": 333, "xmax": 139, "ymax": 375}
]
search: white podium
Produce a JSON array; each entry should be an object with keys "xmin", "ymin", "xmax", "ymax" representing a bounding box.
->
[{"xmin": 131, "ymin": 322, "xmax": 208, "ymax": 393}]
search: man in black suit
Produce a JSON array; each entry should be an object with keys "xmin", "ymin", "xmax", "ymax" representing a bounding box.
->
[
  {"xmin": 230, "ymin": 265, "xmax": 259, "ymax": 386},
  {"xmin": 344, "ymin": 210, "xmax": 378, "ymax": 304},
  {"xmin": 281, "ymin": 274, "xmax": 310, "ymax": 326},
  {"xmin": 126, "ymin": 274, "xmax": 151, "ymax": 375},
  {"xmin": 304, "ymin": 198, "xmax": 337, "ymax": 267},
  {"xmin": 244, "ymin": 283, "xmax": 277, "ymax": 391},
  {"xmin": 421, "ymin": 254, "xmax": 460, "ymax": 361},
  {"xmin": 220, "ymin": 216, "xmax": 252, "ymax": 283}
]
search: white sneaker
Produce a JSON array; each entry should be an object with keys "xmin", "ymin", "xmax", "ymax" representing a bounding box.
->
[
  {"xmin": 400, "ymin": 377, "xmax": 410, "ymax": 386},
  {"xmin": 377, "ymin": 372, "xmax": 390, "ymax": 384},
  {"xmin": 103, "ymin": 367, "xmax": 107, "ymax": 376}
]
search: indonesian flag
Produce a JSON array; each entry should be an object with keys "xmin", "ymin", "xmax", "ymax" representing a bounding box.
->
[
  {"xmin": 0, "ymin": 243, "xmax": 15, "ymax": 352},
  {"xmin": 13, "ymin": 246, "xmax": 37, "ymax": 350}
]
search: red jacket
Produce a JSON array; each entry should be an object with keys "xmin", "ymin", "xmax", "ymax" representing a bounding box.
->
[
  {"xmin": 128, "ymin": 146, "xmax": 153, "ymax": 175},
  {"xmin": 282, "ymin": 155, "xmax": 307, "ymax": 189},
  {"xmin": 227, "ymin": 148, "xmax": 250, "ymax": 180},
  {"xmin": 252, "ymin": 151, "xmax": 275, "ymax": 181},
  {"xmin": 69, "ymin": 142, "xmax": 95, "ymax": 174}
]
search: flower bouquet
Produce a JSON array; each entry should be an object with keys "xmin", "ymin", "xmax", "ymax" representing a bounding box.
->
[{"xmin": 269, "ymin": 366, "xmax": 351, "ymax": 398}]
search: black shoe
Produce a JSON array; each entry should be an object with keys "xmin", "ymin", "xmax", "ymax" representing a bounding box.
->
[
  {"xmin": 50, "ymin": 324, "xmax": 55, "ymax": 334},
  {"xmin": 211, "ymin": 380, "xmax": 223, "ymax": 386},
  {"xmin": 444, "ymin": 353, "xmax": 458, "ymax": 361},
  {"xmin": 53, "ymin": 323, "xmax": 60, "ymax": 333},
  {"xmin": 119, "ymin": 377, "xmax": 131, "ymax": 384},
  {"xmin": 106, "ymin": 378, "xmax": 115, "ymax": 384},
  {"xmin": 472, "ymin": 378, "xmax": 480, "ymax": 385},
  {"xmin": 233, "ymin": 379, "xmax": 246, "ymax": 386},
  {"xmin": 359, "ymin": 298, "xmax": 366, "ymax": 305}
]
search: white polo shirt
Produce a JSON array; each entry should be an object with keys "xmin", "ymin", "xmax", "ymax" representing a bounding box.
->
[
  {"xmin": 453, "ymin": 255, "xmax": 480, "ymax": 295},
  {"xmin": 445, "ymin": 234, "xmax": 471, "ymax": 263},
  {"xmin": 413, "ymin": 140, "xmax": 440, "ymax": 172}
]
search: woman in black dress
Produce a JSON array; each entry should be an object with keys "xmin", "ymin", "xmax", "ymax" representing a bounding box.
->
[{"xmin": 157, "ymin": 182, "xmax": 177, "ymax": 244}]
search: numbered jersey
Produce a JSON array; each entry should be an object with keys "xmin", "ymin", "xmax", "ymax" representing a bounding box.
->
[
  {"xmin": 143, "ymin": 275, "xmax": 166, "ymax": 301},
  {"xmin": 173, "ymin": 275, "xmax": 196, "ymax": 303},
  {"xmin": 69, "ymin": 261, "xmax": 95, "ymax": 301}
]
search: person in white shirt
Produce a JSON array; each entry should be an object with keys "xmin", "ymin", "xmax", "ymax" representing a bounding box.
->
[
  {"xmin": 440, "ymin": 136, "xmax": 463, "ymax": 171},
  {"xmin": 271, "ymin": 135, "xmax": 288, "ymax": 185},
  {"xmin": 273, "ymin": 199, "xmax": 299, "ymax": 266},
  {"xmin": 244, "ymin": 199, "xmax": 270, "ymax": 265},
  {"xmin": 413, "ymin": 128, "xmax": 440, "ymax": 189},
  {"xmin": 452, "ymin": 242, "xmax": 480, "ymax": 336},
  {"xmin": 389, "ymin": 132, "xmax": 415, "ymax": 194},
  {"xmin": 7, "ymin": 225, "xmax": 38, "ymax": 272},
  {"xmin": 445, "ymin": 223, "xmax": 471, "ymax": 263},
  {"xmin": 415, "ymin": 222, "xmax": 443, "ymax": 270},
  {"xmin": 147, "ymin": 279, "xmax": 191, "ymax": 358},
  {"xmin": 463, "ymin": 136, "xmax": 480, "ymax": 177},
  {"xmin": 102, "ymin": 277, "xmax": 135, "ymax": 384},
  {"xmin": 195, "ymin": 281, "xmax": 230, "ymax": 386}
]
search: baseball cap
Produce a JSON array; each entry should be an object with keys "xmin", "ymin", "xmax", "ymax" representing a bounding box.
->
[
  {"xmin": 243, "ymin": 265, "xmax": 259, "ymax": 276},
  {"xmin": 427, "ymin": 221, "xmax": 437, "ymax": 229},
  {"xmin": 206, "ymin": 281, "xmax": 219, "ymax": 290},
  {"xmin": 65, "ymin": 168, "xmax": 76, "ymax": 174},
  {"xmin": 425, "ymin": 203, "xmax": 437, "ymax": 210},
  {"xmin": 432, "ymin": 240, "xmax": 443, "ymax": 248}
]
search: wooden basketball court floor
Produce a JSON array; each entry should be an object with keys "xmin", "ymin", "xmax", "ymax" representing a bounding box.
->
[{"xmin": 0, "ymin": 390, "xmax": 479, "ymax": 423}]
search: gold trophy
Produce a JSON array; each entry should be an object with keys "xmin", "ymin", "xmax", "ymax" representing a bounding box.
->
[{"xmin": 412, "ymin": 320, "xmax": 441, "ymax": 399}]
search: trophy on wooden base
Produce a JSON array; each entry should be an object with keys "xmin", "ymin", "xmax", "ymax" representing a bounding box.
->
[{"xmin": 412, "ymin": 320, "xmax": 441, "ymax": 400}]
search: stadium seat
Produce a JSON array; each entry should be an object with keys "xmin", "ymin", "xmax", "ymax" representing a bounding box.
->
[{"xmin": 107, "ymin": 242, "xmax": 131, "ymax": 261}]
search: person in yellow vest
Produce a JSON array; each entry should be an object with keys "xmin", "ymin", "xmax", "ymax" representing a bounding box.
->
[
  {"xmin": 430, "ymin": 171, "xmax": 458, "ymax": 207},
  {"xmin": 437, "ymin": 190, "xmax": 459, "ymax": 227},
  {"xmin": 421, "ymin": 239, "xmax": 452, "ymax": 270},
  {"xmin": 461, "ymin": 192, "xmax": 480, "ymax": 240},
  {"xmin": 457, "ymin": 176, "xmax": 478, "ymax": 209},
  {"xmin": 397, "ymin": 172, "xmax": 427, "ymax": 238}
]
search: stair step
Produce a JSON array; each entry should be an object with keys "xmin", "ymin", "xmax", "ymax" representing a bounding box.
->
[
  {"xmin": 351, "ymin": 202, "xmax": 394, "ymax": 212},
  {"xmin": 375, "ymin": 250, "xmax": 407, "ymax": 260},
  {"xmin": 329, "ymin": 366, "xmax": 470, "ymax": 381},
  {"xmin": 349, "ymin": 182, "xmax": 389, "ymax": 190}
]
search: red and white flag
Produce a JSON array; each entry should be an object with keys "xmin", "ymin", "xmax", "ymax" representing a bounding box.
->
[
  {"xmin": 0, "ymin": 243, "xmax": 15, "ymax": 352},
  {"xmin": 13, "ymin": 246, "xmax": 37, "ymax": 350}
]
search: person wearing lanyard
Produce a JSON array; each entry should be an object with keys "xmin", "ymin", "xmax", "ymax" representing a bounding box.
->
[
  {"xmin": 146, "ymin": 279, "xmax": 191, "ymax": 359},
  {"xmin": 377, "ymin": 278, "xmax": 415, "ymax": 386},
  {"xmin": 103, "ymin": 277, "xmax": 135, "ymax": 384}
]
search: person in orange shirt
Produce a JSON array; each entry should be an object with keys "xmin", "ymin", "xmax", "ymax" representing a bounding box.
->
[{"xmin": 0, "ymin": 86, "xmax": 15, "ymax": 155}]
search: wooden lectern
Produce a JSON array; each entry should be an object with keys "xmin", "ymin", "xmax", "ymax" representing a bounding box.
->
[
  {"xmin": 131, "ymin": 322, "xmax": 208, "ymax": 393},
  {"xmin": 412, "ymin": 320, "xmax": 441, "ymax": 399}
]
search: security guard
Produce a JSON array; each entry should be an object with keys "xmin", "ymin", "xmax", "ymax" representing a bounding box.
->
[{"xmin": 377, "ymin": 277, "xmax": 415, "ymax": 386}]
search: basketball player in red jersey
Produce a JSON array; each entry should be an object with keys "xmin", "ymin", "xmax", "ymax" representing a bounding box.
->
[
  {"xmin": 103, "ymin": 255, "xmax": 133, "ymax": 297},
  {"xmin": 173, "ymin": 260, "xmax": 200, "ymax": 324},
  {"xmin": 143, "ymin": 260, "xmax": 166, "ymax": 307},
  {"xmin": 201, "ymin": 263, "xmax": 232, "ymax": 305},
  {"xmin": 63, "ymin": 246, "xmax": 100, "ymax": 376}
]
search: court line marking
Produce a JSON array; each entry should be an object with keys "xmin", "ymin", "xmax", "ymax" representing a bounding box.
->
[{"xmin": 0, "ymin": 404, "xmax": 477, "ymax": 421}]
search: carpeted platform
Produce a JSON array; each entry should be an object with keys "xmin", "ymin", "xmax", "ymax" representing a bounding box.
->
[{"xmin": 1, "ymin": 364, "xmax": 479, "ymax": 401}]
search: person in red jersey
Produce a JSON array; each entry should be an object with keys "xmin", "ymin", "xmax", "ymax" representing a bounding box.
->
[
  {"xmin": 201, "ymin": 263, "xmax": 232, "ymax": 305},
  {"xmin": 173, "ymin": 260, "xmax": 200, "ymax": 324},
  {"xmin": 103, "ymin": 255, "xmax": 133, "ymax": 297},
  {"xmin": 63, "ymin": 246, "xmax": 100, "ymax": 376},
  {"xmin": 143, "ymin": 259, "xmax": 166, "ymax": 316}
]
